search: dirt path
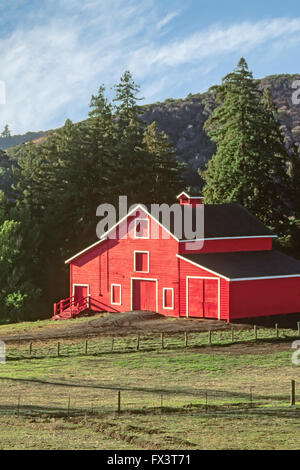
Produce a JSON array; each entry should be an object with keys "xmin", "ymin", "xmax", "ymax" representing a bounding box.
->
[{"xmin": 0, "ymin": 311, "xmax": 252, "ymax": 343}]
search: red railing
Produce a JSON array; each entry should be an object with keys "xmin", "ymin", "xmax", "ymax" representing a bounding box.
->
[{"xmin": 53, "ymin": 295, "xmax": 90, "ymax": 317}]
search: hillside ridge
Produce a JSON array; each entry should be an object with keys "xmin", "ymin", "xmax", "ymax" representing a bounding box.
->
[{"xmin": 1, "ymin": 73, "xmax": 299, "ymax": 187}]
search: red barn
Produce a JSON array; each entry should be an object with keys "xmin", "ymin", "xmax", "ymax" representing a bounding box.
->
[{"xmin": 53, "ymin": 193, "xmax": 300, "ymax": 322}]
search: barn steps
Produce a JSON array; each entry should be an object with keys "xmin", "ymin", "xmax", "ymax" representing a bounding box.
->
[{"xmin": 52, "ymin": 296, "xmax": 89, "ymax": 320}]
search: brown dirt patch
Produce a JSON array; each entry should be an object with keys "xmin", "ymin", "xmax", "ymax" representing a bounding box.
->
[{"xmin": 0, "ymin": 311, "xmax": 251, "ymax": 344}]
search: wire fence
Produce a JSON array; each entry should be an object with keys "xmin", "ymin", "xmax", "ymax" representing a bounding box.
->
[
  {"xmin": 1, "ymin": 325, "xmax": 299, "ymax": 417},
  {"xmin": 0, "ymin": 378, "xmax": 298, "ymax": 418},
  {"xmin": 4, "ymin": 324, "xmax": 300, "ymax": 360}
]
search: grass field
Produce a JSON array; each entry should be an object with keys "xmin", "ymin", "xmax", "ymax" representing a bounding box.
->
[
  {"xmin": 0, "ymin": 318, "xmax": 300, "ymax": 450},
  {"xmin": 0, "ymin": 312, "xmax": 300, "ymax": 450}
]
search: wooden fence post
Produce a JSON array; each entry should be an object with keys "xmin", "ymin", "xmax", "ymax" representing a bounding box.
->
[
  {"xmin": 161, "ymin": 333, "xmax": 165, "ymax": 349},
  {"xmin": 17, "ymin": 394, "xmax": 21, "ymax": 416},
  {"xmin": 254, "ymin": 325, "xmax": 257, "ymax": 340},
  {"xmin": 250, "ymin": 386, "xmax": 254, "ymax": 408},
  {"xmin": 298, "ymin": 322, "xmax": 300, "ymax": 337},
  {"xmin": 85, "ymin": 340, "xmax": 88, "ymax": 355},
  {"xmin": 184, "ymin": 332, "xmax": 188, "ymax": 347},
  {"xmin": 118, "ymin": 390, "xmax": 121, "ymax": 413},
  {"xmin": 209, "ymin": 330, "xmax": 212, "ymax": 345},
  {"xmin": 275, "ymin": 323, "xmax": 279, "ymax": 338},
  {"xmin": 57, "ymin": 342, "xmax": 60, "ymax": 357},
  {"xmin": 111, "ymin": 337, "xmax": 114, "ymax": 352},
  {"xmin": 160, "ymin": 394, "xmax": 163, "ymax": 411},
  {"xmin": 205, "ymin": 391, "xmax": 208, "ymax": 412},
  {"xmin": 67, "ymin": 395, "xmax": 71, "ymax": 417},
  {"xmin": 29, "ymin": 342, "xmax": 32, "ymax": 357},
  {"xmin": 136, "ymin": 335, "xmax": 140, "ymax": 351},
  {"xmin": 231, "ymin": 328, "xmax": 234, "ymax": 343},
  {"xmin": 291, "ymin": 380, "xmax": 296, "ymax": 406}
]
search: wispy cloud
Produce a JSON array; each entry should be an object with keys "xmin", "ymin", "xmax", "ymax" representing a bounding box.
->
[
  {"xmin": 0, "ymin": 0, "xmax": 300, "ymax": 134},
  {"xmin": 157, "ymin": 11, "xmax": 180, "ymax": 30}
]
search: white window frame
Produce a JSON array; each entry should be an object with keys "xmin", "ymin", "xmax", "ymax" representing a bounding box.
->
[
  {"xmin": 134, "ymin": 218, "xmax": 149, "ymax": 239},
  {"xmin": 163, "ymin": 288, "xmax": 174, "ymax": 310},
  {"xmin": 134, "ymin": 250, "xmax": 150, "ymax": 273},
  {"xmin": 111, "ymin": 284, "xmax": 122, "ymax": 306}
]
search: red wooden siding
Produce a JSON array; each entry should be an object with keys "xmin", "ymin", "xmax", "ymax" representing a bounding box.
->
[
  {"xmin": 180, "ymin": 237, "xmax": 273, "ymax": 254},
  {"xmin": 70, "ymin": 210, "xmax": 180, "ymax": 316},
  {"xmin": 229, "ymin": 278, "xmax": 300, "ymax": 319}
]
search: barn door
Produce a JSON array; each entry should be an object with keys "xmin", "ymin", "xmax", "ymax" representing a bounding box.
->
[
  {"xmin": 74, "ymin": 285, "xmax": 88, "ymax": 307},
  {"xmin": 187, "ymin": 278, "xmax": 218, "ymax": 318},
  {"xmin": 187, "ymin": 278, "xmax": 204, "ymax": 317},
  {"xmin": 132, "ymin": 280, "xmax": 157, "ymax": 311},
  {"xmin": 203, "ymin": 279, "xmax": 218, "ymax": 318}
]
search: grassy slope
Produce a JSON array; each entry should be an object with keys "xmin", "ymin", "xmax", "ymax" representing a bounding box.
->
[{"xmin": 0, "ymin": 333, "xmax": 300, "ymax": 449}]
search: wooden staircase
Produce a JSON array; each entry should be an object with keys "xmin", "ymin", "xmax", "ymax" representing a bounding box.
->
[{"xmin": 53, "ymin": 295, "xmax": 90, "ymax": 320}]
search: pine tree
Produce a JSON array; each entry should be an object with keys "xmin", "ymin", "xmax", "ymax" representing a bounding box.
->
[
  {"xmin": 143, "ymin": 122, "xmax": 185, "ymax": 203},
  {"xmin": 113, "ymin": 70, "xmax": 143, "ymax": 127},
  {"xmin": 1, "ymin": 124, "xmax": 11, "ymax": 138},
  {"xmin": 202, "ymin": 58, "xmax": 291, "ymax": 234},
  {"xmin": 287, "ymin": 143, "xmax": 300, "ymax": 219},
  {"xmin": 112, "ymin": 71, "xmax": 150, "ymax": 205}
]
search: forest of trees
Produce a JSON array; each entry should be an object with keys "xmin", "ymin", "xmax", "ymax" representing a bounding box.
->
[
  {"xmin": 1, "ymin": 61, "xmax": 300, "ymax": 323},
  {"xmin": 0, "ymin": 71, "xmax": 185, "ymax": 322}
]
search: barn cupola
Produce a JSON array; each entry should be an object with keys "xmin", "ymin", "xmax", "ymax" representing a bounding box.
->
[{"xmin": 177, "ymin": 192, "xmax": 204, "ymax": 207}]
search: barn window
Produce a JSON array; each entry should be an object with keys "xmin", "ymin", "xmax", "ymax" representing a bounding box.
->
[
  {"xmin": 134, "ymin": 219, "xmax": 149, "ymax": 239},
  {"xmin": 111, "ymin": 284, "xmax": 122, "ymax": 305},
  {"xmin": 134, "ymin": 251, "xmax": 150, "ymax": 273},
  {"xmin": 163, "ymin": 288, "xmax": 174, "ymax": 310}
]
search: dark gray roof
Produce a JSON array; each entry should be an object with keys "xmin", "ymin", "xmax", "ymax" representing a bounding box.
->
[
  {"xmin": 148, "ymin": 203, "xmax": 274, "ymax": 240},
  {"xmin": 180, "ymin": 251, "xmax": 300, "ymax": 279}
]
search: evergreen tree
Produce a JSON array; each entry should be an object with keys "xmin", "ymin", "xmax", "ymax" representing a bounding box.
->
[
  {"xmin": 0, "ymin": 191, "xmax": 42, "ymax": 322},
  {"xmin": 287, "ymin": 143, "xmax": 300, "ymax": 219},
  {"xmin": 113, "ymin": 70, "xmax": 143, "ymax": 127},
  {"xmin": 8, "ymin": 72, "xmax": 188, "ymax": 318},
  {"xmin": 202, "ymin": 58, "xmax": 291, "ymax": 234},
  {"xmin": 1, "ymin": 124, "xmax": 11, "ymax": 138},
  {"xmin": 113, "ymin": 71, "xmax": 150, "ymax": 205},
  {"xmin": 143, "ymin": 122, "xmax": 185, "ymax": 203}
]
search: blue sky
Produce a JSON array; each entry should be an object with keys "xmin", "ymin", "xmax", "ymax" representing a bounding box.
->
[{"xmin": 0, "ymin": 0, "xmax": 300, "ymax": 134}]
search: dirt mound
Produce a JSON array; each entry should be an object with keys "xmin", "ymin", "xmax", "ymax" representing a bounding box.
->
[
  {"xmin": 0, "ymin": 311, "xmax": 240, "ymax": 344},
  {"xmin": 88, "ymin": 311, "xmax": 162, "ymax": 330}
]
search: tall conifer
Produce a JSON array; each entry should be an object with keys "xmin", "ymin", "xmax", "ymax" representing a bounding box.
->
[{"xmin": 202, "ymin": 58, "xmax": 291, "ymax": 233}]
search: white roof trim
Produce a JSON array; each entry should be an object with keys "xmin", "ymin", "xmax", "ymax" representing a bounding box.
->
[
  {"xmin": 65, "ymin": 238, "xmax": 107, "ymax": 264},
  {"xmin": 176, "ymin": 191, "xmax": 190, "ymax": 199},
  {"xmin": 176, "ymin": 254, "xmax": 300, "ymax": 282},
  {"xmin": 230, "ymin": 274, "xmax": 300, "ymax": 281},
  {"xmin": 65, "ymin": 204, "xmax": 179, "ymax": 264},
  {"xmin": 176, "ymin": 191, "xmax": 204, "ymax": 200},
  {"xmin": 180, "ymin": 235, "xmax": 277, "ymax": 242}
]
